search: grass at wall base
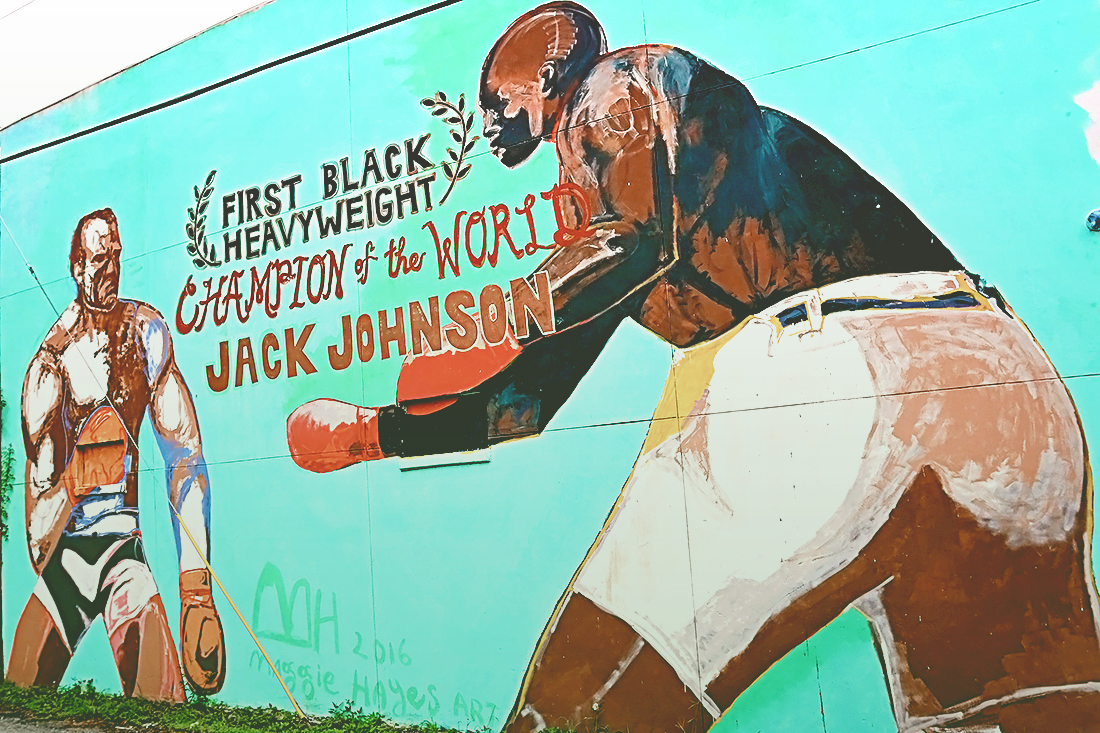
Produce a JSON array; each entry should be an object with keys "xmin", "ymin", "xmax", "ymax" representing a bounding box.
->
[
  {"xmin": 1, "ymin": 389, "xmax": 19, "ymax": 678},
  {"xmin": 0, "ymin": 680, "xmax": 487, "ymax": 733}
]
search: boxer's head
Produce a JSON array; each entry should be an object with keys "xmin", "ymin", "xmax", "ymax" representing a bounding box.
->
[
  {"xmin": 70, "ymin": 208, "xmax": 121, "ymax": 311},
  {"xmin": 480, "ymin": 2, "xmax": 606, "ymax": 167}
]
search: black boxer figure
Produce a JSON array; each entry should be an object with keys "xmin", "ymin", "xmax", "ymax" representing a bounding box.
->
[{"xmin": 289, "ymin": 4, "xmax": 1100, "ymax": 731}]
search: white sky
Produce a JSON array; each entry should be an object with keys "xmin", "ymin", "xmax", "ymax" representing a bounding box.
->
[{"xmin": 0, "ymin": 0, "xmax": 265, "ymax": 131}]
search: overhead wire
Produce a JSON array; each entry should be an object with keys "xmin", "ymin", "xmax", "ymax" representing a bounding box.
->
[{"xmin": 0, "ymin": 0, "xmax": 36, "ymax": 23}]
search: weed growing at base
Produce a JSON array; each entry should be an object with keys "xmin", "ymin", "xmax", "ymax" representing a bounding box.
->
[{"xmin": 0, "ymin": 680, "xmax": 477, "ymax": 733}]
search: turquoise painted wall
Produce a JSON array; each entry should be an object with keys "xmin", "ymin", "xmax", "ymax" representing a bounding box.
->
[{"xmin": 2, "ymin": 0, "xmax": 1099, "ymax": 729}]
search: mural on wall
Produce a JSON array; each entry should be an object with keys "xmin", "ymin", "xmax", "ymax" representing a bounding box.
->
[
  {"xmin": 286, "ymin": 3, "xmax": 1100, "ymax": 732},
  {"xmin": 10, "ymin": 208, "xmax": 226, "ymax": 699},
  {"xmin": 2, "ymin": 0, "xmax": 1099, "ymax": 730}
]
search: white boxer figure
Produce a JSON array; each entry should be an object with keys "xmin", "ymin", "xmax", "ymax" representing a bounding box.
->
[{"xmin": 12, "ymin": 208, "xmax": 226, "ymax": 699}]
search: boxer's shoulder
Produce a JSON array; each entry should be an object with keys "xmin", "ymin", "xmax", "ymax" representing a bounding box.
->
[
  {"xmin": 112, "ymin": 299, "xmax": 168, "ymax": 342},
  {"xmin": 37, "ymin": 301, "xmax": 82, "ymax": 354},
  {"xmin": 105, "ymin": 299, "xmax": 160, "ymax": 349},
  {"xmin": 569, "ymin": 45, "xmax": 698, "ymax": 113},
  {"xmin": 131, "ymin": 299, "xmax": 161, "ymax": 317},
  {"xmin": 130, "ymin": 300, "xmax": 174, "ymax": 384}
]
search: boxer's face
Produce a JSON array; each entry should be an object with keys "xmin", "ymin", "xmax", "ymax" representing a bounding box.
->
[
  {"xmin": 480, "ymin": 71, "xmax": 545, "ymax": 168},
  {"xmin": 77, "ymin": 217, "xmax": 121, "ymax": 311}
]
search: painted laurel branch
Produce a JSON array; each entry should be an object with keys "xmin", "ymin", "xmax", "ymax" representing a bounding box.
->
[
  {"xmin": 421, "ymin": 91, "xmax": 479, "ymax": 206},
  {"xmin": 186, "ymin": 169, "xmax": 221, "ymax": 268}
]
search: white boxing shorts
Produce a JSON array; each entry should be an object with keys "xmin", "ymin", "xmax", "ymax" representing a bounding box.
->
[{"xmin": 570, "ymin": 271, "xmax": 1086, "ymax": 725}]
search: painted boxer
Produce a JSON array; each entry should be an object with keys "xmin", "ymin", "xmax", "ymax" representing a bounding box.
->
[
  {"xmin": 12, "ymin": 208, "xmax": 226, "ymax": 699},
  {"xmin": 288, "ymin": 3, "xmax": 1100, "ymax": 731}
]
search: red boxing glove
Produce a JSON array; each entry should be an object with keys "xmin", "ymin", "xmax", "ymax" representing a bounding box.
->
[
  {"xmin": 287, "ymin": 313, "xmax": 525, "ymax": 472},
  {"xmin": 286, "ymin": 399, "xmax": 383, "ymax": 473},
  {"xmin": 179, "ymin": 568, "xmax": 225, "ymax": 695},
  {"xmin": 397, "ymin": 315, "xmax": 522, "ymax": 414}
]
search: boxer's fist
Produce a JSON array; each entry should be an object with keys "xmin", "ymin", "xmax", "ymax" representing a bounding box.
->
[
  {"xmin": 287, "ymin": 399, "xmax": 382, "ymax": 473},
  {"xmin": 179, "ymin": 568, "xmax": 226, "ymax": 695}
]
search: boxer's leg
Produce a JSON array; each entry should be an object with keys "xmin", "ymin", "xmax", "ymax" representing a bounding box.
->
[
  {"xmin": 503, "ymin": 326, "xmax": 748, "ymax": 733},
  {"xmin": 523, "ymin": 458, "xmax": 952, "ymax": 725},
  {"xmin": 505, "ymin": 591, "xmax": 712, "ymax": 733},
  {"xmin": 102, "ymin": 547, "xmax": 185, "ymax": 702},
  {"xmin": 506, "ymin": 319, "xmax": 801, "ymax": 732},
  {"xmin": 695, "ymin": 303, "xmax": 1099, "ymax": 725},
  {"xmin": 105, "ymin": 593, "xmax": 186, "ymax": 702},
  {"xmin": 7, "ymin": 535, "xmax": 102, "ymax": 687},
  {"xmin": 505, "ymin": 301, "xmax": 916, "ymax": 730},
  {"xmin": 7, "ymin": 594, "xmax": 72, "ymax": 687},
  {"xmin": 701, "ymin": 465, "xmax": 940, "ymax": 710}
]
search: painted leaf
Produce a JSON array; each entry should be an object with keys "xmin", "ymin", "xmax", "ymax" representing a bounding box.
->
[
  {"xmin": 205, "ymin": 170, "xmax": 216, "ymax": 186},
  {"xmin": 457, "ymin": 164, "xmax": 471, "ymax": 180},
  {"xmin": 464, "ymin": 140, "xmax": 476, "ymax": 154},
  {"xmin": 451, "ymin": 130, "xmax": 463, "ymax": 144},
  {"xmin": 194, "ymin": 186, "xmax": 201, "ymax": 199},
  {"xmin": 437, "ymin": 90, "xmax": 447, "ymax": 103},
  {"xmin": 442, "ymin": 162, "xmax": 454, "ymax": 179},
  {"xmin": 446, "ymin": 116, "xmax": 461, "ymax": 125},
  {"xmin": 447, "ymin": 148, "xmax": 459, "ymax": 161},
  {"xmin": 465, "ymin": 113, "xmax": 474, "ymax": 132},
  {"xmin": 433, "ymin": 107, "xmax": 448, "ymax": 117},
  {"xmin": 458, "ymin": 95, "xmax": 465, "ymax": 113},
  {"xmin": 198, "ymin": 199, "xmax": 209, "ymax": 214},
  {"xmin": 421, "ymin": 98, "xmax": 436, "ymax": 107},
  {"xmin": 188, "ymin": 207, "xmax": 196, "ymax": 221}
]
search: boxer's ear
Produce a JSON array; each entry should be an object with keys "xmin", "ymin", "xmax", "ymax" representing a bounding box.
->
[{"xmin": 538, "ymin": 61, "xmax": 559, "ymax": 98}]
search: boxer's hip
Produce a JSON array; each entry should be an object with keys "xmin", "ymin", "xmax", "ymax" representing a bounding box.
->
[
  {"xmin": 35, "ymin": 531, "xmax": 155, "ymax": 650},
  {"xmin": 572, "ymin": 270, "xmax": 1087, "ymax": 710}
]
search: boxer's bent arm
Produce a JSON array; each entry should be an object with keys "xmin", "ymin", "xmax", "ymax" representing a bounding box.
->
[
  {"xmin": 528, "ymin": 73, "xmax": 676, "ymax": 334},
  {"xmin": 21, "ymin": 350, "xmax": 69, "ymax": 573},
  {"xmin": 531, "ymin": 221, "xmax": 665, "ymax": 335},
  {"xmin": 144, "ymin": 311, "xmax": 210, "ymax": 572},
  {"xmin": 380, "ymin": 307, "xmax": 626, "ymax": 458},
  {"xmin": 375, "ymin": 89, "xmax": 672, "ymax": 456}
]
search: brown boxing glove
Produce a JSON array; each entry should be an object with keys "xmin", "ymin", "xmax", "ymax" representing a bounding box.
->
[{"xmin": 179, "ymin": 568, "xmax": 226, "ymax": 695}]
